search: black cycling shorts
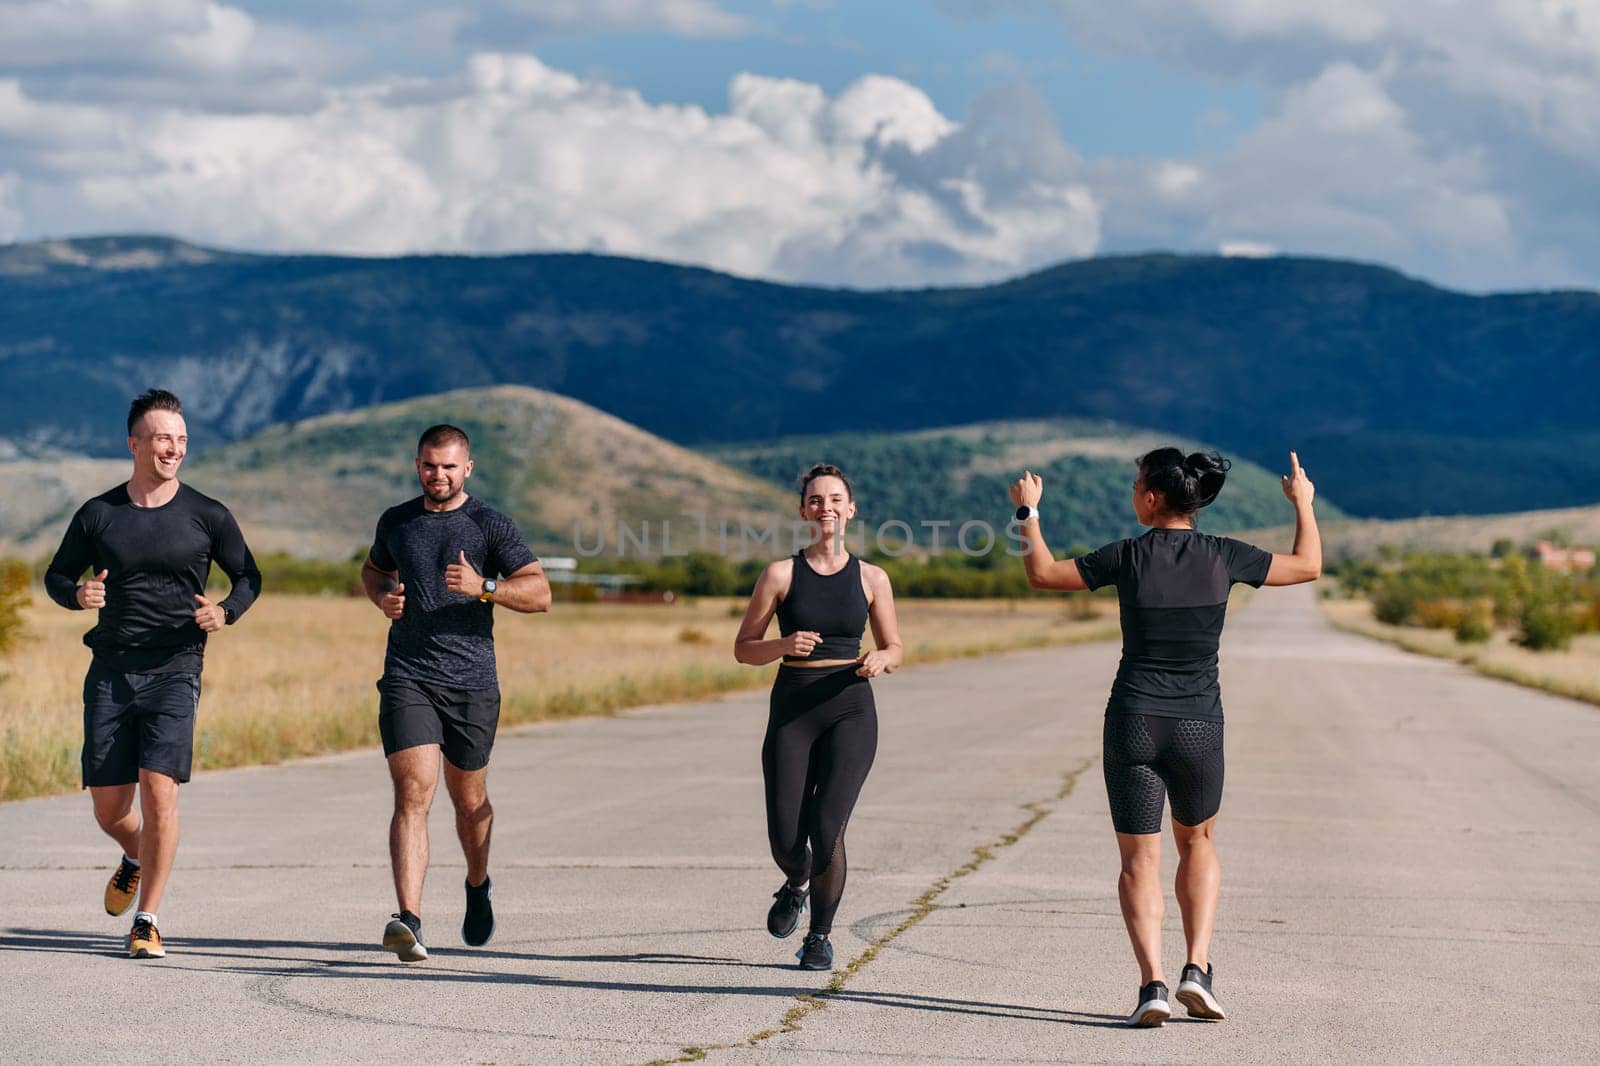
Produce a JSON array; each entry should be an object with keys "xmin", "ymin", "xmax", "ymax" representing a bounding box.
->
[{"xmin": 1102, "ymin": 714, "xmax": 1224, "ymax": 834}]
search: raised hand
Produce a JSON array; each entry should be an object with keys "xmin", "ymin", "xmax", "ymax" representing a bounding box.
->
[
  {"xmin": 782, "ymin": 630, "xmax": 823, "ymax": 658},
  {"xmin": 77, "ymin": 569, "xmax": 109, "ymax": 609},
  {"xmin": 1009, "ymin": 470, "xmax": 1043, "ymax": 509},
  {"xmin": 380, "ymin": 581, "xmax": 406, "ymax": 619},
  {"xmin": 193, "ymin": 592, "xmax": 226, "ymax": 632},
  {"xmin": 1281, "ymin": 450, "xmax": 1315, "ymax": 507},
  {"xmin": 445, "ymin": 550, "xmax": 484, "ymax": 598}
]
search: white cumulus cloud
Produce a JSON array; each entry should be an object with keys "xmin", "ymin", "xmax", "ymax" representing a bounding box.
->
[{"xmin": 0, "ymin": 53, "xmax": 1101, "ymax": 286}]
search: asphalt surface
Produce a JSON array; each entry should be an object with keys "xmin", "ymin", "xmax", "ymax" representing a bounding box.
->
[{"xmin": 4, "ymin": 583, "xmax": 1598, "ymax": 1063}]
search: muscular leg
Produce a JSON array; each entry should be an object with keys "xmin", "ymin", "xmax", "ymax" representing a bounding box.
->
[
  {"xmin": 1115, "ymin": 831, "xmax": 1165, "ymax": 986},
  {"xmin": 388, "ymin": 746, "xmax": 441, "ymax": 915},
  {"xmin": 134, "ymin": 770, "xmax": 180, "ymax": 914},
  {"xmin": 91, "ymin": 784, "xmax": 141, "ymax": 858},
  {"xmin": 443, "ymin": 761, "xmax": 493, "ymax": 887},
  {"xmin": 1173, "ymin": 816, "xmax": 1220, "ymax": 970}
]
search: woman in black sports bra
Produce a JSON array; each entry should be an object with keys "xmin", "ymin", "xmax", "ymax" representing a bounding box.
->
[
  {"xmin": 734, "ymin": 463, "xmax": 903, "ymax": 972},
  {"xmin": 1010, "ymin": 449, "xmax": 1321, "ymax": 1027}
]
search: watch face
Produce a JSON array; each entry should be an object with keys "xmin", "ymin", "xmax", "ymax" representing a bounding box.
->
[
  {"xmin": 483, "ymin": 578, "xmax": 497, "ymax": 593},
  {"xmin": 1015, "ymin": 505, "xmax": 1032, "ymax": 521}
]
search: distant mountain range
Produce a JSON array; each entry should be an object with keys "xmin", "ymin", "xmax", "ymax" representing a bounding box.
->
[{"xmin": 2, "ymin": 235, "xmax": 1595, "ymax": 518}]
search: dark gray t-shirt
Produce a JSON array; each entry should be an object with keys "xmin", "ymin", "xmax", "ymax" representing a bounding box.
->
[
  {"xmin": 1075, "ymin": 528, "xmax": 1272, "ymax": 722},
  {"xmin": 369, "ymin": 496, "xmax": 538, "ymax": 691}
]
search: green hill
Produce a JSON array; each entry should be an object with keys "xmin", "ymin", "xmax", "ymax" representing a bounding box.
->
[
  {"xmin": 1, "ymin": 386, "xmax": 793, "ymax": 560},
  {"xmin": 705, "ymin": 419, "xmax": 1342, "ymax": 550}
]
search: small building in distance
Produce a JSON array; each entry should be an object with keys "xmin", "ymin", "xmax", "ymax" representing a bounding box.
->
[{"xmin": 1530, "ymin": 540, "xmax": 1597, "ymax": 573}]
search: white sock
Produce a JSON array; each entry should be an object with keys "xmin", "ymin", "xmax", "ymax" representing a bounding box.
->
[
  {"xmin": 134, "ymin": 911, "xmax": 158, "ymax": 927},
  {"xmin": 123, "ymin": 854, "xmax": 140, "ymax": 867}
]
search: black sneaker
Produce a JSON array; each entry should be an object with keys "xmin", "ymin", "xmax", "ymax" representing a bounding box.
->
[
  {"xmin": 796, "ymin": 932, "xmax": 833, "ymax": 971},
  {"xmin": 463, "ymin": 876, "xmax": 495, "ymax": 947},
  {"xmin": 766, "ymin": 882, "xmax": 808, "ymax": 939},
  {"xmin": 1128, "ymin": 980, "xmax": 1171, "ymax": 1027},
  {"xmin": 1176, "ymin": 962, "xmax": 1225, "ymax": 1020},
  {"xmin": 382, "ymin": 911, "xmax": 428, "ymax": 962}
]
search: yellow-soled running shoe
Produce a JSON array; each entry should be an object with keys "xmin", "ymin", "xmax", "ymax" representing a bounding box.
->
[
  {"xmin": 128, "ymin": 917, "xmax": 165, "ymax": 959},
  {"xmin": 104, "ymin": 857, "xmax": 141, "ymax": 916}
]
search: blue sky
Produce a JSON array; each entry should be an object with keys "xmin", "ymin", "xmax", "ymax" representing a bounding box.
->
[
  {"xmin": 516, "ymin": 3, "xmax": 1263, "ymax": 159},
  {"xmin": 1, "ymin": 1, "xmax": 1597, "ymax": 293}
]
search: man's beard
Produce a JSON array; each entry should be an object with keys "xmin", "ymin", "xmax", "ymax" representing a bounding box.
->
[{"xmin": 424, "ymin": 481, "xmax": 462, "ymax": 504}]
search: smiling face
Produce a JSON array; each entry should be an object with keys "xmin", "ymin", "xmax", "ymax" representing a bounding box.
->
[
  {"xmin": 416, "ymin": 440, "xmax": 472, "ymax": 506},
  {"xmin": 128, "ymin": 409, "xmax": 188, "ymax": 483},
  {"xmin": 800, "ymin": 474, "xmax": 856, "ymax": 538}
]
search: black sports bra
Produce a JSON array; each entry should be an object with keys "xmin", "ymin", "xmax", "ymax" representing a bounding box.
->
[{"xmin": 776, "ymin": 552, "xmax": 869, "ymax": 662}]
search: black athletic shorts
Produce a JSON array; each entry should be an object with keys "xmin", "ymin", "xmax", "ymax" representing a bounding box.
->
[
  {"xmin": 377, "ymin": 677, "xmax": 501, "ymax": 771},
  {"xmin": 1102, "ymin": 714, "xmax": 1225, "ymax": 835},
  {"xmin": 82, "ymin": 661, "xmax": 201, "ymax": 787}
]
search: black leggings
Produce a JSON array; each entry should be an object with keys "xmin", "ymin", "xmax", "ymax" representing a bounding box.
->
[
  {"xmin": 762, "ymin": 665, "xmax": 878, "ymax": 936},
  {"xmin": 1102, "ymin": 714, "xmax": 1225, "ymax": 835}
]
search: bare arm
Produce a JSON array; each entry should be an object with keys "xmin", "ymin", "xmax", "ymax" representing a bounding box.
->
[
  {"xmin": 1009, "ymin": 471, "xmax": 1090, "ymax": 591},
  {"xmin": 856, "ymin": 563, "xmax": 903, "ymax": 677},
  {"xmin": 734, "ymin": 560, "xmax": 819, "ymax": 665},
  {"xmin": 1264, "ymin": 450, "xmax": 1322, "ymax": 586},
  {"xmin": 443, "ymin": 552, "xmax": 551, "ymax": 614},
  {"xmin": 488, "ymin": 561, "xmax": 551, "ymax": 614}
]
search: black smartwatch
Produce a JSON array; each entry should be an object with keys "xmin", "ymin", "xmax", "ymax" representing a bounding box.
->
[
  {"xmin": 1014, "ymin": 505, "xmax": 1039, "ymax": 523},
  {"xmin": 478, "ymin": 577, "xmax": 498, "ymax": 604}
]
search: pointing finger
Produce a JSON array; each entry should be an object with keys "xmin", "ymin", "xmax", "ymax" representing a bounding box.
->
[{"xmin": 1289, "ymin": 450, "xmax": 1301, "ymax": 475}]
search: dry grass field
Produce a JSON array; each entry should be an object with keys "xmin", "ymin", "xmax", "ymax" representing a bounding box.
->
[
  {"xmin": 0, "ymin": 594, "xmax": 1118, "ymax": 802},
  {"xmin": 1322, "ymin": 598, "xmax": 1600, "ymax": 708}
]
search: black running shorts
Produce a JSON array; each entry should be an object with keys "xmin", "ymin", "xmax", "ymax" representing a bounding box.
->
[
  {"xmin": 377, "ymin": 677, "xmax": 501, "ymax": 770},
  {"xmin": 1102, "ymin": 714, "xmax": 1224, "ymax": 834},
  {"xmin": 82, "ymin": 662, "xmax": 201, "ymax": 787}
]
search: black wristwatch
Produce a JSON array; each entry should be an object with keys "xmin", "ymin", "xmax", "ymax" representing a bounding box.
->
[
  {"xmin": 478, "ymin": 577, "xmax": 498, "ymax": 603},
  {"xmin": 1014, "ymin": 505, "xmax": 1039, "ymax": 523}
]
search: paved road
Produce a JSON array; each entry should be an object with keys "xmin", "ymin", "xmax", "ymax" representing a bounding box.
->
[{"xmin": 4, "ymin": 584, "xmax": 1598, "ymax": 1063}]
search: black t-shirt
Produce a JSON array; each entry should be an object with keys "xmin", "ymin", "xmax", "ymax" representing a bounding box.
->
[
  {"xmin": 1075, "ymin": 528, "xmax": 1272, "ymax": 722},
  {"xmin": 369, "ymin": 496, "xmax": 538, "ymax": 691},
  {"xmin": 45, "ymin": 483, "xmax": 262, "ymax": 673}
]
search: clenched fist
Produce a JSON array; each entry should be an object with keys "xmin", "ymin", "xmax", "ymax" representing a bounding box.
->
[{"xmin": 380, "ymin": 581, "xmax": 406, "ymax": 620}]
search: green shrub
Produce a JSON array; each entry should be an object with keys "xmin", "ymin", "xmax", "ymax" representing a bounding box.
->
[
  {"xmin": 1372, "ymin": 585, "xmax": 1417, "ymax": 625},
  {"xmin": 1454, "ymin": 602, "xmax": 1493, "ymax": 644},
  {"xmin": 1517, "ymin": 595, "xmax": 1575, "ymax": 651}
]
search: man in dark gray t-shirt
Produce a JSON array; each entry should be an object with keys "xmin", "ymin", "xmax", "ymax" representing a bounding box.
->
[{"xmin": 361, "ymin": 423, "xmax": 551, "ymax": 962}]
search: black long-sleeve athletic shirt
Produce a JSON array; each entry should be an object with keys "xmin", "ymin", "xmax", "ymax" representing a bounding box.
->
[{"xmin": 45, "ymin": 483, "xmax": 262, "ymax": 673}]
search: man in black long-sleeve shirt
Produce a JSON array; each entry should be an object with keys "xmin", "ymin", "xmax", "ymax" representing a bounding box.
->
[{"xmin": 45, "ymin": 389, "xmax": 261, "ymax": 960}]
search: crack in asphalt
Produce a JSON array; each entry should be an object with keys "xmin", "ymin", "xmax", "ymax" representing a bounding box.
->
[{"xmin": 632, "ymin": 757, "xmax": 1097, "ymax": 1066}]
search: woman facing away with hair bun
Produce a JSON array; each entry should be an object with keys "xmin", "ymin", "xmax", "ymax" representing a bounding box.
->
[
  {"xmin": 733, "ymin": 463, "xmax": 903, "ymax": 972},
  {"xmin": 1009, "ymin": 448, "xmax": 1321, "ymax": 1027}
]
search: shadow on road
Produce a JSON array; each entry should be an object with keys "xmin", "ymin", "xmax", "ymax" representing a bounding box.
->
[{"xmin": 2, "ymin": 927, "xmax": 1129, "ymax": 1029}]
